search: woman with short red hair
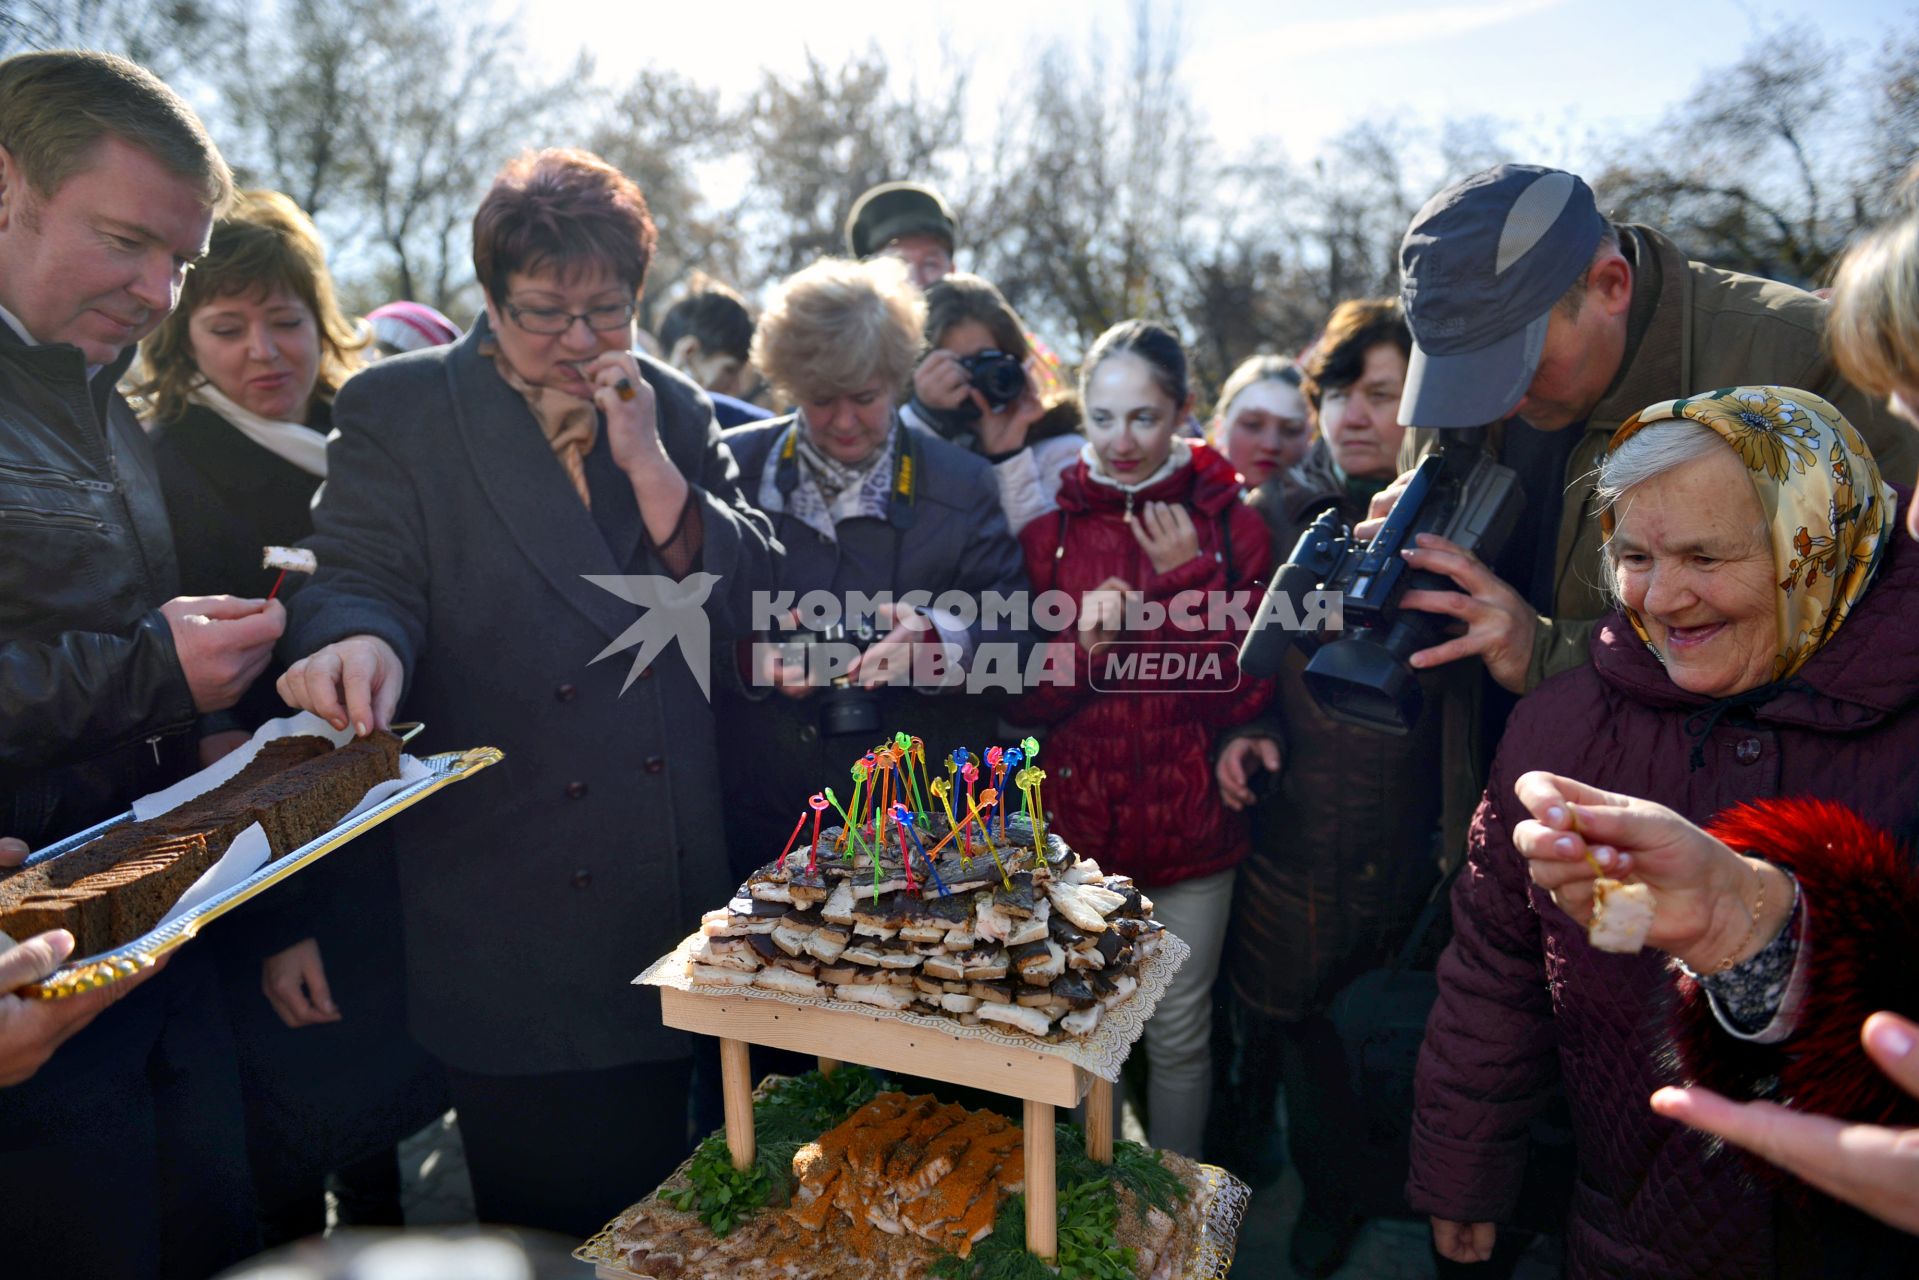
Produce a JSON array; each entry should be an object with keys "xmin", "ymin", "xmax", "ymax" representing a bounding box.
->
[{"xmin": 276, "ymin": 149, "xmax": 779, "ymax": 1235}]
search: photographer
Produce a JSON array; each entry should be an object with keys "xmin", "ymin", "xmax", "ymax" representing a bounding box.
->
[
  {"xmin": 717, "ymin": 257, "xmax": 1028, "ymax": 883},
  {"xmin": 1366, "ymin": 163, "xmax": 1913, "ymax": 861},
  {"xmin": 903, "ymin": 272, "xmax": 1083, "ymax": 534}
]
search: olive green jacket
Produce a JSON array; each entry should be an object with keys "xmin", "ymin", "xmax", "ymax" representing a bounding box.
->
[{"xmin": 1401, "ymin": 223, "xmax": 1913, "ymax": 860}]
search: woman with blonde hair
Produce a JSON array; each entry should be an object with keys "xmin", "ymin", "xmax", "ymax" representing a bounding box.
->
[{"xmin": 716, "ymin": 256, "xmax": 1027, "ymax": 882}]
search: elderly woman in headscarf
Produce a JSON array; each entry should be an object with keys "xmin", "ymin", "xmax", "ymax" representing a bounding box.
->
[{"xmin": 1410, "ymin": 386, "xmax": 1919, "ymax": 1279}]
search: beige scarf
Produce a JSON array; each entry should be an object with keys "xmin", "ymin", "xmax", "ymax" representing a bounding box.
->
[{"xmin": 480, "ymin": 334, "xmax": 598, "ymax": 508}]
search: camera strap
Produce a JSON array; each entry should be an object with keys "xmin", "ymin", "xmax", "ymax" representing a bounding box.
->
[{"xmin": 888, "ymin": 422, "xmax": 920, "ymax": 532}]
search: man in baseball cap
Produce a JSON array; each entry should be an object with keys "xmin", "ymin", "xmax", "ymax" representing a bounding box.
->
[
  {"xmin": 1378, "ymin": 163, "xmax": 1908, "ymax": 698},
  {"xmin": 1399, "ymin": 165, "xmax": 1612, "ymax": 429},
  {"xmin": 845, "ymin": 180, "xmax": 956, "ymax": 288}
]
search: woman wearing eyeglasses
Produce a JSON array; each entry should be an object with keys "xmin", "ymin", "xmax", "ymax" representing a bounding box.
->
[{"xmin": 275, "ymin": 148, "xmax": 779, "ymax": 1236}]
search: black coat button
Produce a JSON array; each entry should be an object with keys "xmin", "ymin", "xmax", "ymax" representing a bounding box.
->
[
  {"xmin": 640, "ymin": 666, "xmax": 654, "ymax": 680},
  {"xmin": 566, "ymin": 781, "xmax": 588, "ymax": 798},
  {"xmin": 571, "ymin": 869, "xmax": 592, "ymax": 889},
  {"xmin": 1735, "ymin": 737, "xmax": 1762, "ymax": 765},
  {"xmin": 644, "ymin": 757, "xmax": 666, "ymax": 774},
  {"xmin": 556, "ymin": 683, "xmax": 578, "ymax": 702},
  {"xmin": 799, "ymin": 725, "xmax": 818, "ymax": 744}
]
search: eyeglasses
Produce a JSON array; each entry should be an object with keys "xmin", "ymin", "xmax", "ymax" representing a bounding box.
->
[{"xmin": 502, "ymin": 299, "xmax": 636, "ymax": 335}]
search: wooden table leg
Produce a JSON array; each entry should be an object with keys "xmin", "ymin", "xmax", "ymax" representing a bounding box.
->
[
  {"xmin": 719, "ymin": 1037, "xmax": 755, "ymax": 1171},
  {"xmin": 817, "ymin": 1057, "xmax": 840, "ymax": 1077},
  {"xmin": 1024, "ymin": 1098, "xmax": 1057, "ymax": 1261},
  {"xmin": 1085, "ymin": 1075, "xmax": 1114, "ymax": 1163}
]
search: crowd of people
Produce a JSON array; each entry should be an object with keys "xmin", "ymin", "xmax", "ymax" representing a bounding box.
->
[{"xmin": 4, "ymin": 45, "xmax": 1919, "ymax": 1280}]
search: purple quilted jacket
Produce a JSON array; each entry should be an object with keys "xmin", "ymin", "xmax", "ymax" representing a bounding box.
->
[{"xmin": 1409, "ymin": 521, "xmax": 1919, "ymax": 1279}]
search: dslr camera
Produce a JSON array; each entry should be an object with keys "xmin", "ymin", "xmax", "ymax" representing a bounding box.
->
[
  {"xmin": 1238, "ymin": 429, "xmax": 1522, "ymax": 733},
  {"xmin": 772, "ymin": 617, "xmax": 883, "ymax": 738},
  {"xmin": 958, "ymin": 349, "xmax": 1027, "ymax": 412}
]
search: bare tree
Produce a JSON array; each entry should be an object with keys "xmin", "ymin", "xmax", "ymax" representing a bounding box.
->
[
  {"xmin": 0, "ymin": 0, "xmax": 229, "ymax": 79},
  {"xmin": 217, "ymin": 0, "xmax": 383, "ymax": 218},
  {"xmin": 1593, "ymin": 22, "xmax": 1866, "ymax": 284},
  {"xmin": 973, "ymin": 6, "xmax": 1204, "ymax": 356},
  {"xmin": 586, "ymin": 69, "xmax": 740, "ymax": 328},
  {"xmin": 1867, "ymin": 26, "xmax": 1919, "ymax": 213},
  {"xmin": 733, "ymin": 45, "xmax": 968, "ymax": 282}
]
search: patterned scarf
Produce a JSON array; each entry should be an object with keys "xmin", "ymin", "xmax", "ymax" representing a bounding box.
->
[
  {"xmin": 768, "ymin": 416, "xmax": 897, "ymax": 542},
  {"xmin": 1604, "ymin": 385, "xmax": 1896, "ymax": 683},
  {"xmin": 479, "ymin": 334, "xmax": 597, "ymax": 508}
]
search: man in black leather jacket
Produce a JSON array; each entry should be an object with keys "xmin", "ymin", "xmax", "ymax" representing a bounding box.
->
[{"xmin": 0, "ymin": 50, "xmax": 281, "ymax": 1280}]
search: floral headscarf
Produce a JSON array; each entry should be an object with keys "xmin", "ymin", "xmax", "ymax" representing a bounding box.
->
[{"xmin": 1602, "ymin": 385, "xmax": 1897, "ymax": 683}]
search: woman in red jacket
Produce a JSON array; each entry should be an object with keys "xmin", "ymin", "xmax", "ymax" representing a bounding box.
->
[{"xmin": 1013, "ymin": 320, "xmax": 1271, "ymax": 1156}]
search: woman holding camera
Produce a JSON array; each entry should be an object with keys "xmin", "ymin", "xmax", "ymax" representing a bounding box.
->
[
  {"xmin": 716, "ymin": 257, "xmax": 1028, "ymax": 883},
  {"xmin": 904, "ymin": 273, "xmax": 1083, "ymax": 534},
  {"xmin": 1012, "ymin": 319, "xmax": 1272, "ymax": 1158}
]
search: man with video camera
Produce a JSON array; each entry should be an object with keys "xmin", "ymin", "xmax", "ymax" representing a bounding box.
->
[{"xmin": 1368, "ymin": 163, "xmax": 1909, "ymax": 857}]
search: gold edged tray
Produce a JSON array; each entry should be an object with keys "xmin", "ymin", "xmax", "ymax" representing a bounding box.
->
[{"xmin": 18, "ymin": 733, "xmax": 502, "ymax": 999}]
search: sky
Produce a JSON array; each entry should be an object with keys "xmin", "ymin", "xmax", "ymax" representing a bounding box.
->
[{"xmin": 501, "ymin": 0, "xmax": 1915, "ymax": 174}]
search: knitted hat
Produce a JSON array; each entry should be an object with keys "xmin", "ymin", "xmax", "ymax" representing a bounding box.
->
[{"xmin": 366, "ymin": 300, "xmax": 460, "ymax": 353}]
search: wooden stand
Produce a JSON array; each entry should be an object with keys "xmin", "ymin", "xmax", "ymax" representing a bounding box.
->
[{"xmin": 660, "ymin": 985, "xmax": 1117, "ymax": 1262}]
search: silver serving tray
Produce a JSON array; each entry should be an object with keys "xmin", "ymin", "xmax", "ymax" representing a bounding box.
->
[{"xmin": 17, "ymin": 732, "xmax": 503, "ymax": 999}]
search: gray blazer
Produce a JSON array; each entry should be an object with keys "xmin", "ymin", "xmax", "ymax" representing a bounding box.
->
[{"xmin": 284, "ymin": 320, "xmax": 779, "ymax": 1073}]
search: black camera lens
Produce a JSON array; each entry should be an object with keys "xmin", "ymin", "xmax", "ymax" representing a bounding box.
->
[{"xmin": 958, "ymin": 349, "xmax": 1028, "ymax": 411}]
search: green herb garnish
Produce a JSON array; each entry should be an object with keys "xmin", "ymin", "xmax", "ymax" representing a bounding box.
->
[
  {"xmin": 658, "ymin": 1066, "xmax": 885, "ymax": 1237},
  {"xmin": 660, "ymin": 1135, "xmax": 770, "ymax": 1238}
]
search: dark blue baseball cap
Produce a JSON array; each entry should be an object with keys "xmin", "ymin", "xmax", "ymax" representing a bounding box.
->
[{"xmin": 1398, "ymin": 165, "xmax": 1606, "ymax": 428}]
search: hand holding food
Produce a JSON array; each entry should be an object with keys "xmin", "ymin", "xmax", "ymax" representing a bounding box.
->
[
  {"xmin": 1511, "ymin": 771, "xmax": 1793, "ymax": 970},
  {"xmin": 163, "ymin": 595, "xmax": 287, "ymax": 713}
]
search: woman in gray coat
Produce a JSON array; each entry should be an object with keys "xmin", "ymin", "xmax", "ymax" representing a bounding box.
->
[
  {"xmin": 716, "ymin": 256, "xmax": 1028, "ymax": 882},
  {"xmin": 276, "ymin": 149, "xmax": 778, "ymax": 1237}
]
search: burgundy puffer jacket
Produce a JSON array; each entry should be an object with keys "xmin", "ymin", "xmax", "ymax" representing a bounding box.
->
[
  {"xmin": 1012, "ymin": 443, "xmax": 1271, "ymax": 888},
  {"xmin": 1409, "ymin": 517, "xmax": 1919, "ymax": 1279}
]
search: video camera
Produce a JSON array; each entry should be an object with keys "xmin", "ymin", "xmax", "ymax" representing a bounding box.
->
[{"xmin": 1238, "ymin": 428, "xmax": 1522, "ymax": 733}]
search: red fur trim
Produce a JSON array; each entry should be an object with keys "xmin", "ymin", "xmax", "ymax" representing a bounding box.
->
[{"xmin": 1672, "ymin": 798, "xmax": 1919, "ymax": 1131}]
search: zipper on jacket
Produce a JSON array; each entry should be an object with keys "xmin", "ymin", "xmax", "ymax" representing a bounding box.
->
[
  {"xmin": 0, "ymin": 460, "xmax": 115, "ymax": 493},
  {"xmin": 0, "ymin": 506, "xmax": 106, "ymax": 532}
]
